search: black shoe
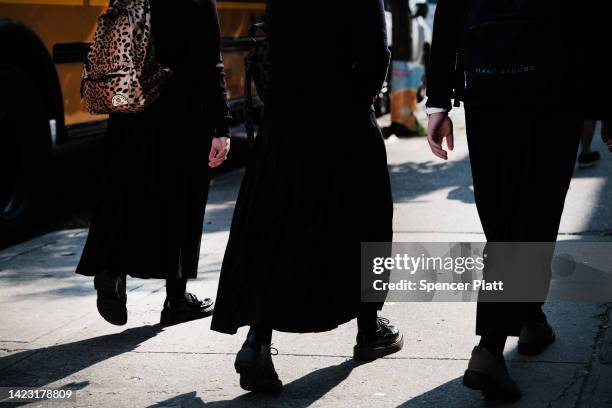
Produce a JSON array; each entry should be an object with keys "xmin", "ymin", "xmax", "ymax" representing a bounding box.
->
[
  {"xmin": 353, "ymin": 317, "xmax": 404, "ymax": 361},
  {"xmin": 94, "ymin": 270, "xmax": 127, "ymax": 326},
  {"xmin": 463, "ymin": 346, "xmax": 522, "ymax": 402},
  {"xmin": 234, "ymin": 343, "xmax": 283, "ymax": 394},
  {"xmin": 160, "ymin": 293, "xmax": 214, "ymax": 326},
  {"xmin": 578, "ymin": 151, "xmax": 601, "ymax": 168},
  {"xmin": 518, "ymin": 320, "xmax": 556, "ymax": 356}
]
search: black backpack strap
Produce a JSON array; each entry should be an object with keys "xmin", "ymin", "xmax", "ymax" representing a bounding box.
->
[
  {"xmin": 248, "ymin": 22, "xmax": 266, "ymax": 39},
  {"xmin": 244, "ymin": 53, "xmax": 256, "ymax": 148},
  {"xmin": 244, "ymin": 22, "xmax": 266, "ymax": 149}
]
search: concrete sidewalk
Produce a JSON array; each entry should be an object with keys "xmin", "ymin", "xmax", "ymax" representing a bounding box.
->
[{"xmin": 1, "ymin": 111, "xmax": 611, "ymax": 407}]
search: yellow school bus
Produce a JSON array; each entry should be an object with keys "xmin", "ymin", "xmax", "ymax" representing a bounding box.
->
[{"xmin": 0, "ymin": 0, "xmax": 265, "ymax": 243}]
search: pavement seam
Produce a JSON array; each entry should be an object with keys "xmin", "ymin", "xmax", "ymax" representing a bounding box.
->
[{"xmin": 2, "ymin": 347, "xmax": 589, "ymax": 365}]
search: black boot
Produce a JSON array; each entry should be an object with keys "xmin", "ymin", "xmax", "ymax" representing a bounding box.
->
[
  {"xmin": 160, "ymin": 293, "xmax": 214, "ymax": 326},
  {"xmin": 234, "ymin": 328, "xmax": 282, "ymax": 394},
  {"xmin": 353, "ymin": 317, "xmax": 403, "ymax": 361},
  {"xmin": 94, "ymin": 270, "xmax": 127, "ymax": 326},
  {"xmin": 518, "ymin": 320, "xmax": 556, "ymax": 355},
  {"xmin": 463, "ymin": 346, "xmax": 522, "ymax": 402}
]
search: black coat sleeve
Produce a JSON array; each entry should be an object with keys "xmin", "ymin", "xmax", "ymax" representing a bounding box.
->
[
  {"xmin": 198, "ymin": 0, "xmax": 232, "ymax": 138},
  {"xmin": 350, "ymin": 0, "xmax": 391, "ymax": 103},
  {"xmin": 425, "ymin": 0, "xmax": 468, "ymax": 110}
]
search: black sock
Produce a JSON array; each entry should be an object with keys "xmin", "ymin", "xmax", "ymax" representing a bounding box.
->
[
  {"xmin": 243, "ymin": 326, "xmax": 273, "ymax": 348},
  {"xmin": 357, "ymin": 304, "xmax": 379, "ymax": 335},
  {"xmin": 165, "ymin": 277, "xmax": 187, "ymax": 300},
  {"xmin": 525, "ymin": 304, "xmax": 547, "ymax": 323},
  {"xmin": 479, "ymin": 335, "xmax": 507, "ymax": 356}
]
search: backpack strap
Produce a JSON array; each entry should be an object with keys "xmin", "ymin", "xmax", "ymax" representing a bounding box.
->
[{"xmin": 244, "ymin": 22, "xmax": 266, "ymax": 148}]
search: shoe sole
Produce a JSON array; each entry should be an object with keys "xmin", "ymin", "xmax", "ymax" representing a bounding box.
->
[
  {"xmin": 463, "ymin": 369, "xmax": 521, "ymax": 402},
  {"xmin": 94, "ymin": 274, "xmax": 127, "ymax": 326},
  {"xmin": 234, "ymin": 348, "xmax": 283, "ymax": 394},
  {"xmin": 517, "ymin": 331, "xmax": 556, "ymax": 356},
  {"xmin": 159, "ymin": 304, "xmax": 214, "ymax": 326},
  {"xmin": 578, "ymin": 161, "xmax": 598, "ymax": 168},
  {"xmin": 353, "ymin": 334, "xmax": 404, "ymax": 362}
]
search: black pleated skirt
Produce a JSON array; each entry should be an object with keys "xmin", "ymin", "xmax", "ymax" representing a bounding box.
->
[
  {"xmin": 76, "ymin": 82, "xmax": 211, "ymax": 280},
  {"xmin": 211, "ymin": 105, "xmax": 393, "ymax": 334}
]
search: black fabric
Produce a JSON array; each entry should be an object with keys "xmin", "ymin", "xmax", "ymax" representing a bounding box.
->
[
  {"xmin": 166, "ymin": 277, "xmax": 188, "ymax": 300},
  {"xmin": 243, "ymin": 327, "xmax": 273, "ymax": 348},
  {"xmin": 264, "ymin": 0, "xmax": 390, "ymax": 109},
  {"xmin": 426, "ymin": 0, "xmax": 582, "ymax": 111},
  {"xmin": 461, "ymin": 0, "xmax": 567, "ymax": 104},
  {"xmin": 76, "ymin": 0, "xmax": 230, "ymax": 280},
  {"xmin": 581, "ymin": 3, "xmax": 611, "ymax": 121},
  {"xmin": 479, "ymin": 335, "xmax": 507, "ymax": 356},
  {"xmin": 426, "ymin": 0, "xmax": 468, "ymax": 111},
  {"xmin": 357, "ymin": 304, "xmax": 380, "ymax": 335},
  {"xmin": 211, "ymin": 0, "xmax": 392, "ymax": 334},
  {"xmin": 466, "ymin": 105, "xmax": 581, "ymax": 337},
  {"xmin": 151, "ymin": 0, "xmax": 231, "ymax": 137}
]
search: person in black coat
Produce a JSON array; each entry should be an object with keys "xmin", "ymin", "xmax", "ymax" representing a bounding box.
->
[
  {"xmin": 211, "ymin": 0, "xmax": 403, "ymax": 394},
  {"xmin": 425, "ymin": 0, "xmax": 606, "ymax": 401},
  {"xmin": 76, "ymin": 0, "xmax": 232, "ymax": 326}
]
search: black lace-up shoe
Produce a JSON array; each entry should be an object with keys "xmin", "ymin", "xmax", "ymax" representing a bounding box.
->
[
  {"xmin": 518, "ymin": 320, "xmax": 556, "ymax": 356},
  {"xmin": 160, "ymin": 293, "xmax": 214, "ymax": 326},
  {"xmin": 94, "ymin": 270, "xmax": 127, "ymax": 326},
  {"xmin": 578, "ymin": 151, "xmax": 600, "ymax": 168},
  {"xmin": 463, "ymin": 346, "xmax": 522, "ymax": 402},
  {"xmin": 353, "ymin": 317, "xmax": 404, "ymax": 361},
  {"xmin": 234, "ymin": 343, "xmax": 283, "ymax": 394}
]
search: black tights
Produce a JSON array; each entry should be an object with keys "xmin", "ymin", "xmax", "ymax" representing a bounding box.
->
[
  {"xmin": 479, "ymin": 335, "xmax": 507, "ymax": 356},
  {"xmin": 357, "ymin": 303, "xmax": 380, "ymax": 334},
  {"xmin": 244, "ymin": 303, "xmax": 381, "ymax": 348},
  {"xmin": 165, "ymin": 277, "xmax": 187, "ymax": 300}
]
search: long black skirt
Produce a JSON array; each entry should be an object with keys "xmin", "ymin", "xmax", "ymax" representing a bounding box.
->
[
  {"xmin": 76, "ymin": 88, "xmax": 211, "ymax": 280},
  {"xmin": 211, "ymin": 106, "xmax": 393, "ymax": 334}
]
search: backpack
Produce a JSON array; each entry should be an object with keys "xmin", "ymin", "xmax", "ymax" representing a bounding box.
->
[
  {"xmin": 244, "ymin": 22, "xmax": 271, "ymax": 147},
  {"xmin": 460, "ymin": 0, "xmax": 567, "ymax": 104},
  {"xmin": 81, "ymin": 0, "xmax": 171, "ymax": 114}
]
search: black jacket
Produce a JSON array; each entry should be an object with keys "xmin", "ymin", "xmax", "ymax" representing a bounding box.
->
[
  {"xmin": 426, "ymin": 0, "xmax": 596, "ymax": 112},
  {"xmin": 152, "ymin": 0, "xmax": 232, "ymax": 137},
  {"xmin": 425, "ymin": 0, "xmax": 467, "ymax": 111},
  {"xmin": 265, "ymin": 0, "xmax": 391, "ymax": 108}
]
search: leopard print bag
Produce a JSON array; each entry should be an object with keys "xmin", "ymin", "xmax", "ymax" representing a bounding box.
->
[{"xmin": 81, "ymin": 0, "xmax": 171, "ymax": 114}]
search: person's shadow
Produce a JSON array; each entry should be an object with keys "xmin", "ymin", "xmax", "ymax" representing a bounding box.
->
[
  {"xmin": 151, "ymin": 359, "xmax": 364, "ymax": 408},
  {"xmin": 0, "ymin": 325, "xmax": 163, "ymax": 405}
]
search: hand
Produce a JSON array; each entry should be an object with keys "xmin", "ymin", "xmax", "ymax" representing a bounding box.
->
[
  {"xmin": 208, "ymin": 137, "xmax": 230, "ymax": 168},
  {"xmin": 427, "ymin": 112, "xmax": 454, "ymax": 160}
]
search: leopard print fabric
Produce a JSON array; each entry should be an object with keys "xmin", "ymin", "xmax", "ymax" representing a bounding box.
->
[{"xmin": 81, "ymin": 0, "xmax": 171, "ymax": 114}]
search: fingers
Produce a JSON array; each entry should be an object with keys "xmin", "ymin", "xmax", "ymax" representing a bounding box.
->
[
  {"xmin": 427, "ymin": 114, "xmax": 454, "ymax": 160},
  {"xmin": 208, "ymin": 145, "xmax": 218, "ymax": 163},
  {"xmin": 446, "ymin": 122, "xmax": 454, "ymax": 152},
  {"xmin": 209, "ymin": 138, "xmax": 231, "ymax": 168},
  {"xmin": 427, "ymin": 134, "xmax": 448, "ymax": 160},
  {"xmin": 208, "ymin": 150, "xmax": 227, "ymax": 168}
]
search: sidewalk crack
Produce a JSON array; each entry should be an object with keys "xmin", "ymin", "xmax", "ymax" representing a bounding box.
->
[{"xmin": 547, "ymin": 302, "xmax": 611, "ymax": 408}]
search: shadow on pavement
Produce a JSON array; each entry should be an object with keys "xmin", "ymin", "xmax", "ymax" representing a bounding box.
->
[
  {"xmin": 388, "ymin": 157, "xmax": 475, "ymax": 205},
  {"xmin": 0, "ymin": 325, "xmax": 163, "ymax": 392},
  {"xmin": 156, "ymin": 359, "xmax": 364, "ymax": 408}
]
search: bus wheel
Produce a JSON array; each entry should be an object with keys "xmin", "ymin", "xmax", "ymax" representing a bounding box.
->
[{"xmin": 0, "ymin": 64, "xmax": 52, "ymax": 247}]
